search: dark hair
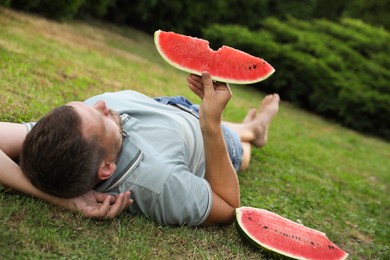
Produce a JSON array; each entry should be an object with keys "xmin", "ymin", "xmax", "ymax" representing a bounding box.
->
[{"xmin": 20, "ymin": 106, "xmax": 106, "ymax": 198}]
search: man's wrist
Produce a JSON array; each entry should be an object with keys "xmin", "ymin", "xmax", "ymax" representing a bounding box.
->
[
  {"xmin": 42, "ymin": 193, "xmax": 71, "ymax": 209},
  {"xmin": 201, "ymin": 121, "xmax": 222, "ymax": 137}
]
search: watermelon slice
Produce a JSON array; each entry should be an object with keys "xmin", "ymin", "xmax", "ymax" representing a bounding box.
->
[
  {"xmin": 236, "ymin": 207, "xmax": 348, "ymax": 260},
  {"xmin": 154, "ymin": 30, "xmax": 275, "ymax": 84}
]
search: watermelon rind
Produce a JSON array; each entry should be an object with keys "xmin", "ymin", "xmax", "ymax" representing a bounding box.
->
[
  {"xmin": 235, "ymin": 207, "xmax": 349, "ymax": 260},
  {"xmin": 235, "ymin": 208, "xmax": 296, "ymax": 260},
  {"xmin": 154, "ymin": 30, "xmax": 275, "ymax": 84},
  {"xmin": 236, "ymin": 219, "xmax": 295, "ymax": 260},
  {"xmin": 154, "ymin": 30, "xmax": 204, "ymax": 79}
]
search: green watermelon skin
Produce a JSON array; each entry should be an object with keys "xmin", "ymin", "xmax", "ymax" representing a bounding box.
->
[
  {"xmin": 154, "ymin": 30, "xmax": 275, "ymax": 84},
  {"xmin": 236, "ymin": 207, "xmax": 348, "ymax": 260},
  {"xmin": 236, "ymin": 221, "xmax": 296, "ymax": 260}
]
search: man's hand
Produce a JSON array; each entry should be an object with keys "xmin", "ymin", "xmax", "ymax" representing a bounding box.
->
[
  {"xmin": 187, "ymin": 72, "xmax": 232, "ymax": 130},
  {"xmin": 64, "ymin": 190, "xmax": 132, "ymax": 219}
]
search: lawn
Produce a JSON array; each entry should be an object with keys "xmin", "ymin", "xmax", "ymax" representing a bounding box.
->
[{"xmin": 0, "ymin": 7, "xmax": 389, "ymax": 259}]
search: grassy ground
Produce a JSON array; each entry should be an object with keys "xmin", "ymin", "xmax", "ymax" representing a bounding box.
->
[{"xmin": 0, "ymin": 7, "xmax": 389, "ymax": 259}]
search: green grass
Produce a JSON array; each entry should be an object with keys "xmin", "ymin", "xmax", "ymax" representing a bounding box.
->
[{"xmin": 0, "ymin": 7, "xmax": 389, "ymax": 259}]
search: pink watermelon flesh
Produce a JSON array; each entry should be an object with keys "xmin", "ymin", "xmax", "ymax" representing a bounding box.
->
[
  {"xmin": 236, "ymin": 207, "xmax": 348, "ymax": 260},
  {"xmin": 154, "ymin": 30, "xmax": 275, "ymax": 84}
]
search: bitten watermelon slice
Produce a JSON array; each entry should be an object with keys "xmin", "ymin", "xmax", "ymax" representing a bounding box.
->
[
  {"xmin": 154, "ymin": 30, "xmax": 275, "ymax": 84},
  {"xmin": 236, "ymin": 207, "xmax": 348, "ymax": 260}
]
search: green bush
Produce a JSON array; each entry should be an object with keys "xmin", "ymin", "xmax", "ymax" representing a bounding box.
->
[
  {"xmin": 7, "ymin": 0, "xmax": 114, "ymax": 20},
  {"xmin": 106, "ymin": 0, "xmax": 228, "ymax": 36},
  {"xmin": 77, "ymin": 0, "xmax": 113, "ymax": 19},
  {"xmin": 106, "ymin": 0, "xmax": 318, "ymax": 36},
  {"xmin": 343, "ymin": 0, "xmax": 390, "ymax": 30},
  {"xmin": 0, "ymin": 0, "xmax": 12, "ymax": 7},
  {"xmin": 4, "ymin": 0, "xmax": 389, "ymax": 33},
  {"xmin": 10, "ymin": 0, "xmax": 84, "ymax": 19},
  {"xmin": 203, "ymin": 18, "xmax": 390, "ymax": 140},
  {"xmin": 9, "ymin": 0, "xmax": 41, "ymax": 11},
  {"xmin": 267, "ymin": 0, "xmax": 317, "ymax": 20}
]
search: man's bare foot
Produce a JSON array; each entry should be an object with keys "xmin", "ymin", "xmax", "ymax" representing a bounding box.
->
[
  {"xmin": 251, "ymin": 94, "xmax": 280, "ymax": 147},
  {"xmin": 243, "ymin": 108, "xmax": 257, "ymax": 123}
]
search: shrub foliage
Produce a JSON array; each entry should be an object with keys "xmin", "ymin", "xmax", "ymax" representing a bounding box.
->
[
  {"xmin": 2, "ymin": 0, "xmax": 389, "ymax": 31},
  {"xmin": 203, "ymin": 18, "xmax": 390, "ymax": 140},
  {"xmin": 2, "ymin": 0, "xmax": 112, "ymax": 19}
]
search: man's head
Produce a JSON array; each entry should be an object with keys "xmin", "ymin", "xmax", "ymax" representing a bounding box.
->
[{"xmin": 20, "ymin": 100, "xmax": 123, "ymax": 198}]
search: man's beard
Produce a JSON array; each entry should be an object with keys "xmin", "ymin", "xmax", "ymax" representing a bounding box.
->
[
  {"xmin": 109, "ymin": 109, "xmax": 124, "ymax": 160},
  {"xmin": 109, "ymin": 109, "xmax": 123, "ymax": 135}
]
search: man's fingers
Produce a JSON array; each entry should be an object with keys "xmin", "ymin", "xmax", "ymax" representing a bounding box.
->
[
  {"xmin": 84, "ymin": 192, "xmax": 131, "ymax": 219},
  {"xmin": 98, "ymin": 194, "xmax": 112, "ymax": 216},
  {"xmin": 201, "ymin": 72, "xmax": 214, "ymax": 94},
  {"xmin": 94, "ymin": 192, "xmax": 115, "ymax": 204},
  {"xmin": 105, "ymin": 191, "xmax": 132, "ymax": 219},
  {"xmin": 202, "ymin": 71, "xmax": 214, "ymax": 95},
  {"xmin": 189, "ymin": 83, "xmax": 204, "ymax": 99},
  {"xmin": 188, "ymin": 74, "xmax": 202, "ymax": 86},
  {"xmin": 188, "ymin": 75, "xmax": 205, "ymax": 98}
]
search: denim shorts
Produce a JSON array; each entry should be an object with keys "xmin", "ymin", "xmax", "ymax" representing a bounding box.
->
[{"xmin": 155, "ymin": 96, "xmax": 243, "ymax": 171}]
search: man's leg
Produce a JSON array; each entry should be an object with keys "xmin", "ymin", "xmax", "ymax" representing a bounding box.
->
[
  {"xmin": 224, "ymin": 94, "xmax": 280, "ymax": 171},
  {"xmin": 240, "ymin": 142, "xmax": 251, "ymax": 171}
]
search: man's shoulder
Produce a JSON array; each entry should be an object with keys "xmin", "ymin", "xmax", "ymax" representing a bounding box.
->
[{"xmin": 85, "ymin": 90, "xmax": 144, "ymax": 102}]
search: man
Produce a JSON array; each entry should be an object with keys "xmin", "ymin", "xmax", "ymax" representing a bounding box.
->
[{"xmin": 0, "ymin": 72, "xmax": 279, "ymax": 225}]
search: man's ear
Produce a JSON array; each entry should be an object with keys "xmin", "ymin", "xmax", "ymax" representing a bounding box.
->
[{"xmin": 97, "ymin": 161, "xmax": 116, "ymax": 180}]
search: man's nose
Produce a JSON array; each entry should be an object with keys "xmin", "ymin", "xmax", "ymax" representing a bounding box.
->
[{"xmin": 94, "ymin": 100, "xmax": 109, "ymax": 115}]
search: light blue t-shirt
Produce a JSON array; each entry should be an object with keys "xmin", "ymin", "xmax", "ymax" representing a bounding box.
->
[{"xmin": 84, "ymin": 90, "xmax": 212, "ymax": 226}]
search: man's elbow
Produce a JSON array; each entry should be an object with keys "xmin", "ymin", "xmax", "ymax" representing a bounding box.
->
[
  {"xmin": 202, "ymin": 214, "xmax": 235, "ymax": 226},
  {"xmin": 201, "ymin": 206, "xmax": 236, "ymax": 226}
]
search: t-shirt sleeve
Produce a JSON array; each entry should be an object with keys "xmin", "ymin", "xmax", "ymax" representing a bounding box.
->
[
  {"xmin": 153, "ymin": 164, "xmax": 212, "ymax": 226},
  {"xmin": 23, "ymin": 122, "xmax": 36, "ymax": 133}
]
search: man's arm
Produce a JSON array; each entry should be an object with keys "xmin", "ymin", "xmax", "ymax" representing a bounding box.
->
[
  {"xmin": 188, "ymin": 73, "xmax": 240, "ymax": 225},
  {"xmin": 0, "ymin": 122, "xmax": 131, "ymax": 218},
  {"xmin": 0, "ymin": 122, "xmax": 26, "ymax": 160}
]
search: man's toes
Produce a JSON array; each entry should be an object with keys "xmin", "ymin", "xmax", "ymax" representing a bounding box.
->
[{"xmin": 243, "ymin": 109, "xmax": 257, "ymax": 123}]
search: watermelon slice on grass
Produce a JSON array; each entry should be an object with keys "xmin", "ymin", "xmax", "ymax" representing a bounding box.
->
[
  {"xmin": 236, "ymin": 207, "xmax": 348, "ymax": 260},
  {"xmin": 154, "ymin": 30, "xmax": 275, "ymax": 84}
]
